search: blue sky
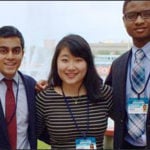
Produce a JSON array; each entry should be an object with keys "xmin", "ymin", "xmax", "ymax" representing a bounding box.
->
[{"xmin": 0, "ymin": 1, "xmax": 131, "ymax": 47}]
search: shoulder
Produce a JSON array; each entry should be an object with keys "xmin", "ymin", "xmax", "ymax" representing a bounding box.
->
[
  {"xmin": 36, "ymin": 86, "xmax": 56, "ymax": 100},
  {"xmin": 112, "ymin": 50, "xmax": 131, "ymax": 65},
  {"xmin": 18, "ymin": 71, "xmax": 36, "ymax": 84},
  {"xmin": 100, "ymin": 84, "xmax": 113, "ymax": 102},
  {"xmin": 36, "ymin": 86, "xmax": 62, "ymax": 108},
  {"xmin": 101, "ymin": 84, "xmax": 112, "ymax": 95}
]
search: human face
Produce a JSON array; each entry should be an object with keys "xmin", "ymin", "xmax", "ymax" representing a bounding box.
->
[
  {"xmin": 57, "ymin": 47, "xmax": 87, "ymax": 88},
  {"xmin": 0, "ymin": 37, "xmax": 24, "ymax": 79},
  {"xmin": 123, "ymin": 1, "xmax": 150, "ymax": 47}
]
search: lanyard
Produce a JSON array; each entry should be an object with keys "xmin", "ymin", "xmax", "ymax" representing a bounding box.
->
[
  {"xmin": 61, "ymin": 87, "xmax": 89, "ymax": 138},
  {"xmin": 129, "ymin": 57, "xmax": 150, "ymax": 98}
]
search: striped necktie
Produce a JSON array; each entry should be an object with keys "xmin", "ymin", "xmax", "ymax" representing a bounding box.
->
[
  {"xmin": 128, "ymin": 49, "xmax": 145, "ymax": 140},
  {"xmin": 132, "ymin": 49, "xmax": 145, "ymax": 93}
]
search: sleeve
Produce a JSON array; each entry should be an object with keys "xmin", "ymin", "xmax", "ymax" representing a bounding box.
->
[
  {"xmin": 36, "ymin": 91, "xmax": 50, "ymax": 144},
  {"xmin": 103, "ymin": 85, "xmax": 113, "ymax": 111},
  {"xmin": 102, "ymin": 84, "xmax": 114, "ymax": 119},
  {"xmin": 107, "ymin": 86, "xmax": 114, "ymax": 119},
  {"xmin": 104, "ymin": 64, "xmax": 115, "ymax": 120},
  {"xmin": 36, "ymin": 91, "xmax": 46, "ymax": 137}
]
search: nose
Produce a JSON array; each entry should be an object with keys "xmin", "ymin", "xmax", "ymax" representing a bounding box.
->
[
  {"xmin": 135, "ymin": 15, "xmax": 145, "ymax": 24},
  {"xmin": 68, "ymin": 61, "xmax": 76, "ymax": 70},
  {"xmin": 6, "ymin": 51, "xmax": 14, "ymax": 59}
]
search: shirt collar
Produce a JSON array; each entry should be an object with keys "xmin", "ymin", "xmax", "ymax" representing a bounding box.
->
[
  {"xmin": 0, "ymin": 72, "xmax": 19, "ymax": 84},
  {"xmin": 132, "ymin": 42, "xmax": 150, "ymax": 61}
]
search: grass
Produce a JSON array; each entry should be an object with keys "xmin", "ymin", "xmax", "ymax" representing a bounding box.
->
[{"xmin": 38, "ymin": 140, "xmax": 51, "ymax": 149}]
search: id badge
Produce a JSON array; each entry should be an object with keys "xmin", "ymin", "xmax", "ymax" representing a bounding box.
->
[
  {"xmin": 76, "ymin": 137, "xmax": 97, "ymax": 150},
  {"xmin": 128, "ymin": 97, "xmax": 149, "ymax": 114}
]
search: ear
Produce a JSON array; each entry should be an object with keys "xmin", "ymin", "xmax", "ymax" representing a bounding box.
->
[
  {"xmin": 22, "ymin": 49, "xmax": 24, "ymax": 56},
  {"xmin": 122, "ymin": 16, "xmax": 126, "ymax": 27},
  {"xmin": 122, "ymin": 16, "xmax": 125, "ymax": 23}
]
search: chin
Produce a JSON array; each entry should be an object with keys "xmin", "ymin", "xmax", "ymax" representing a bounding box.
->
[{"xmin": 5, "ymin": 71, "xmax": 16, "ymax": 77}]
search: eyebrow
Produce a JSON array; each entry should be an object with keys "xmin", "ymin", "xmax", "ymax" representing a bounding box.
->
[
  {"xmin": 0, "ymin": 46, "xmax": 8, "ymax": 48},
  {"xmin": 0, "ymin": 46, "xmax": 21, "ymax": 49}
]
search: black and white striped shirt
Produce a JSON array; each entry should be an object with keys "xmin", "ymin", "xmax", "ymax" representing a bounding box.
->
[{"xmin": 36, "ymin": 85, "xmax": 112, "ymax": 149}]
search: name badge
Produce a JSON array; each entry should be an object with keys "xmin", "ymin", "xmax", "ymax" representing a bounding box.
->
[
  {"xmin": 76, "ymin": 137, "xmax": 97, "ymax": 150},
  {"xmin": 128, "ymin": 97, "xmax": 149, "ymax": 114}
]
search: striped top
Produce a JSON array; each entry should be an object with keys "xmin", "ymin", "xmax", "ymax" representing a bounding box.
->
[{"xmin": 36, "ymin": 85, "xmax": 112, "ymax": 149}]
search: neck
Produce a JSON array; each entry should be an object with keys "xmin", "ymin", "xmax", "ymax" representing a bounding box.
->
[
  {"xmin": 133, "ymin": 39, "xmax": 149, "ymax": 48},
  {"xmin": 61, "ymin": 83, "xmax": 86, "ymax": 97}
]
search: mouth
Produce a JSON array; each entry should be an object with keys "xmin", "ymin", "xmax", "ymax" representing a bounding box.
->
[
  {"xmin": 66, "ymin": 73, "xmax": 77, "ymax": 78},
  {"xmin": 135, "ymin": 27, "xmax": 146, "ymax": 33},
  {"xmin": 5, "ymin": 62, "xmax": 16, "ymax": 68}
]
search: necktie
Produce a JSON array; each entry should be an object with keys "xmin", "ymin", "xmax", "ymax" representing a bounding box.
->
[
  {"xmin": 132, "ymin": 49, "xmax": 145, "ymax": 93},
  {"xmin": 4, "ymin": 79, "xmax": 17, "ymax": 150},
  {"xmin": 128, "ymin": 49, "xmax": 145, "ymax": 140}
]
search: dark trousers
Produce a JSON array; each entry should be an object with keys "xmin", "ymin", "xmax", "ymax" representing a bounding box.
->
[{"xmin": 121, "ymin": 140, "xmax": 146, "ymax": 150}]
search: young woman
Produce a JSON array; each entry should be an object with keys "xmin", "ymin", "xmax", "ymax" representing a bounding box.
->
[{"xmin": 36, "ymin": 34, "xmax": 112, "ymax": 149}]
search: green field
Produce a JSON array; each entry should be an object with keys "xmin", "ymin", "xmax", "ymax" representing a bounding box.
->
[{"xmin": 38, "ymin": 140, "xmax": 51, "ymax": 149}]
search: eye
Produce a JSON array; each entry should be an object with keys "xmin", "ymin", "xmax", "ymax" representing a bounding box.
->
[
  {"xmin": 143, "ymin": 10, "xmax": 150, "ymax": 18},
  {"xmin": 75, "ymin": 57, "xmax": 84, "ymax": 62},
  {"xmin": 125, "ymin": 12, "xmax": 137, "ymax": 20},
  {"xmin": 0, "ymin": 48, "xmax": 8, "ymax": 55},
  {"xmin": 12, "ymin": 47, "xmax": 22, "ymax": 54},
  {"xmin": 61, "ymin": 58, "xmax": 68, "ymax": 62}
]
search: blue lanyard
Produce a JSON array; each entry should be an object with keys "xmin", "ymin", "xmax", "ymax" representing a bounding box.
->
[
  {"xmin": 61, "ymin": 87, "xmax": 89, "ymax": 138},
  {"xmin": 129, "ymin": 57, "xmax": 150, "ymax": 98}
]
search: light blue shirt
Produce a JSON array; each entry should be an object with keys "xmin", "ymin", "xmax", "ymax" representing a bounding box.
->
[
  {"xmin": 125, "ymin": 42, "xmax": 150, "ymax": 146},
  {"xmin": 0, "ymin": 72, "xmax": 30, "ymax": 149}
]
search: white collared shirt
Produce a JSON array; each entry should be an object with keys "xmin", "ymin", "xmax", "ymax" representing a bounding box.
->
[{"xmin": 0, "ymin": 72, "xmax": 30, "ymax": 149}]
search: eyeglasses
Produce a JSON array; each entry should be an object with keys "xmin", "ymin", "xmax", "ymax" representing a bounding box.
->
[{"xmin": 124, "ymin": 10, "xmax": 150, "ymax": 21}]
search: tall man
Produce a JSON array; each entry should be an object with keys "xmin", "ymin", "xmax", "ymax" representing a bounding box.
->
[
  {"xmin": 0, "ymin": 26, "xmax": 37, "ymax": 149},
  {"xmin": 105, "ymin": 1, "xmax": 150, "ymax": 149}
]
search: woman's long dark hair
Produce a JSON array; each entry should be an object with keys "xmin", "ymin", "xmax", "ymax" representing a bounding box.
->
[{"xmin": 48, "ymin": 34, "xmax": 103, "ymax": 102}]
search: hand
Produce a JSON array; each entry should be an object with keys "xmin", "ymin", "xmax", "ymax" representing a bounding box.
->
[{"xmin": 35, "ymin": 80, "xmax": 48, "ymax": 92}]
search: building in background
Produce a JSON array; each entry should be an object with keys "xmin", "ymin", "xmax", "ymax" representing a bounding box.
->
[{"xmin": 20, "ymin": 40, "xmax": 131, "ymax": 81}]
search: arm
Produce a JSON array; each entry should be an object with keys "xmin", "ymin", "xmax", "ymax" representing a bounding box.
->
[
  {"xmin": 36, "ymin": 92, "xmax": 50, "ymax": 144},
  {"xmin": 105, "ymin": 66, "xmax": 114, "ymax": 120}
]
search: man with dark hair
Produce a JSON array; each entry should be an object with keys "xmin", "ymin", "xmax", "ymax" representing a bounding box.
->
[
  {"xmin": 0, "ymin": 25, "xmax": 37, "ymax": 149},
  {"xmin": 106, "ymin": 1, "xmax": 150, "ymax": 149}
]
